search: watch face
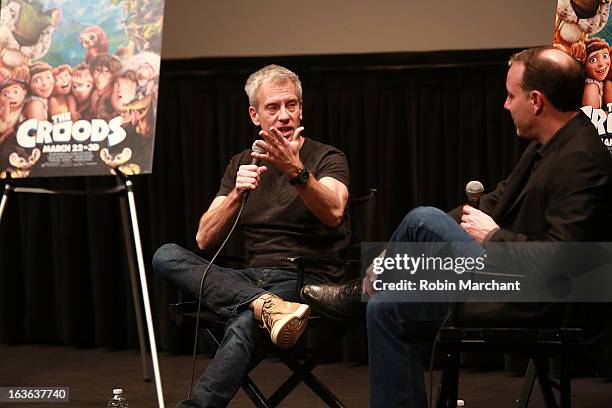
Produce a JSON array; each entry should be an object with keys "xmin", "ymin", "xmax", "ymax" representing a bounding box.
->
[
  {"xmin": 290, "ymin": 168, "xmax": 309, "ymax": 185},
  {"xmin": 299, "ymin": 169, "xmax": 309, "ymax": 183}
]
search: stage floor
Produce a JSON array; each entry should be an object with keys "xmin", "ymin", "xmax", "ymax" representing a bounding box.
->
[{"xmin": 1, "ymin": 344, "xmax": 611, "ymax": 407}]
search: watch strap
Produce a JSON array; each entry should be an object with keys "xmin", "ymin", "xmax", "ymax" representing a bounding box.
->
[{"xmin": 289, "ymin": 168, "xmax": 309, "ymax": 185}]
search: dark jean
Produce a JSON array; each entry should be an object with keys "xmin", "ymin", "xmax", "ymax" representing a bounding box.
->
[
  {"xmin": 367, "ymin": 206, "xmax": 484, "ymax": 408},
  {"xmin": 152, "ymin": 243, "xmax": 323, "ymax": 408}
]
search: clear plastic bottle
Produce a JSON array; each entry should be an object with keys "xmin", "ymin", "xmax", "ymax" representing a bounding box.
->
[{"xmin": 107, "ymin": 388, "xmax": 129, "ymax": 408}]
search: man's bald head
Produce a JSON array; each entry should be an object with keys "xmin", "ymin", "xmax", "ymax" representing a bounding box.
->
[{"xmin": 509, "ymin": 46, "xmax": 585, "ymax": 112}]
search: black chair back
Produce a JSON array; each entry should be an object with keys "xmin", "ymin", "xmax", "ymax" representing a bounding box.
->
[{"xmin": 346, "ymin": 188, "xmax": 378, "ymax": 246}]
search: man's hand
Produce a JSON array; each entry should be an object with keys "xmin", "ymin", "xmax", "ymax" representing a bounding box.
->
[
  {"xmin": 363, "ymin": 249, "xmax": 386, "ymax": 296},
  {"xmin": 460, "ymin": 205, "xmax": 499, "ymax": 243},
  {"xmin": 363, "ymin": 264, "xmax": 377, "ymax": 296},
  {"xmin": 235, "ymin": 164, "xmax": 268, "ymax": 192},
  {"xmin": 197, "ymin": 163, "xmax": 266, "ymax": 250},
  {"xmin": 252, "ymin": 126, "xmax": 304, "ymax": 177}
]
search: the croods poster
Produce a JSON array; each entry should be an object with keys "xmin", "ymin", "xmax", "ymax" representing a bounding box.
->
[
  {"xmin": 553, "ymin": 0, "xmax": 612, "ymax": 154},
  {"xmin": 0, "ymin": 0, "xmax": 164, "ymax": 178}
]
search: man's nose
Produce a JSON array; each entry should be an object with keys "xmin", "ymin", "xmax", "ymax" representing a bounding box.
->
[{"xmin": 277, "ymin": 105, "xmax": 290, "ymax": 122}]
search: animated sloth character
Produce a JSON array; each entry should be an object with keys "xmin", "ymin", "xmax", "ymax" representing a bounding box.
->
[
  {"xmin": 116, "ymin": 16, "xmax": 146, "ymax": 60},
  {"xmin": 79, "ymin": 25, "xmax": 109, "ymax": 65},
  {"xmin": 0, "ymin": 0, "xmax": 61, "ymax": 71},
  {"xmin": 554, "ymin": 0, "xmax": 611, "ymax": 63},
  {"xmin": 0, "ymin": 147, "xmax": 40, "ymax": 178},
  {"xmin": 100, "ymin": 146, "xmax": 140, "ymax": 175}
]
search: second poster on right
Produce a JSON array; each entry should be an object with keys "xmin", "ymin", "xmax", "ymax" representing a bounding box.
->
[{"xmin": 553, "ymin": 0, "xmax": 612, "ymax": 154}]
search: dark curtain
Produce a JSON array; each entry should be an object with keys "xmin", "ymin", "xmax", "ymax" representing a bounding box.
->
[{"xmin": 6, "ymin": 49, "xmax": 603, "ymax": 362}]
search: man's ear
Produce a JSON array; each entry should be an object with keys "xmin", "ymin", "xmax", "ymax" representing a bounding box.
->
[
  {"xmin": 531, "ymin": 91, "xmax": 544, "ymax": 115},
  {"xmin": 248, "ymin": 106, "xmax": 260, "ymax": 126}
]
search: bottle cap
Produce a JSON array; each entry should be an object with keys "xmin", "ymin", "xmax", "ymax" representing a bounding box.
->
[
  {"xmin": 113, "ymin": 389, "xmax": 123, "ymax": 395},
  {"xmin": 457, "ymin": 400, "xmax": 465, "ymax": 407}
]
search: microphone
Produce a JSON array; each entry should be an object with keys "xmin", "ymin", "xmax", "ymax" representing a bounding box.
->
[
  {"xmin": 243, "ymin": 141, "xmax": 266, "ymax": 203},
  {"xmin": 250, "ymin": 140, "xmax": 266, "ymax": 165},
  {"xmin": 465, "ymin": 180, "xmax": 484, "ymax": 208}
]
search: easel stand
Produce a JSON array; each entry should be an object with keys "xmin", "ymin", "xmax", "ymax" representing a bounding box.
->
[{"xmin": 0, "ymin": 171, "xmax": 165, "ymax": 408}]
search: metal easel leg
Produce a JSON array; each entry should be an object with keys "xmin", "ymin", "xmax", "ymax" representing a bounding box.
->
[
  {"xmin": 119, "ymin": 188, "xmax": 152, "ymax": 382},
  {"xmin": 0, "ymin": 183, "xmax": 11, "ymax": 225},
  {"xmin": 123, "ymin": 179, "xmax": 165, "ymax": 408}
]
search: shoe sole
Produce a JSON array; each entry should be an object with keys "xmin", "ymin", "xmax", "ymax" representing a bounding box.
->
[{"xmin": 271, "ymin": 304, "xmax": 310, "ymax": 348}]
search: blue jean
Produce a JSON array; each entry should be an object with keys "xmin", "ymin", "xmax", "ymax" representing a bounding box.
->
[
  {"xmin": 152, "ymin": 243, "xmax": 324, "ymax": 408},
  {"xmin": 367, "ymin": 206, "xmax": 484, "ymax": 408}
]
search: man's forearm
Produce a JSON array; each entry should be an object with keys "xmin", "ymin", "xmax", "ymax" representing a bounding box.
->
[
  {"xmin": 196, "ymin": 189, "xmax": 242, "ymax": 250},
  {"xmin": 294, "ymin": 176, "xmax": 346, "ymax": 227}
]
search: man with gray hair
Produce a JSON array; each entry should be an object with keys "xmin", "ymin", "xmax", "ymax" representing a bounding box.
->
[{"xmin": 153, "ymin": 64, "xmax": 350, "ymax": 407}]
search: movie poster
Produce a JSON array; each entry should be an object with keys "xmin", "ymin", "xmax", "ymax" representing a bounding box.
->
[
  {"xmin": 553, "ymin": 0, "xmax": 612, "ymax": 155},
  {"xmin": 0, "ymin": 0, "xmax": 164, "ymax": 178}
]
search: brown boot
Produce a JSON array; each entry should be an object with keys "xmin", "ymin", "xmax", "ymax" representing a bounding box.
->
[{"xmin": 253, "ymin": 294, "xmax": 310, "ymax": 348}]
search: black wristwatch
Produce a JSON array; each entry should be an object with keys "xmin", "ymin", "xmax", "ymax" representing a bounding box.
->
[{"xmin": 289, "ymin": 168, "xmax": 310, "ymax": 185}]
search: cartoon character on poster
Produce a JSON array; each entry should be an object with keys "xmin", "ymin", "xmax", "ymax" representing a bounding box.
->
[
  {"xmin": 553, "ymin": 0, "xmax": 612, "ymax": 154},
  {"xmin": 0, "ymin": 0, "xmax": 164, "ymax": 178}
]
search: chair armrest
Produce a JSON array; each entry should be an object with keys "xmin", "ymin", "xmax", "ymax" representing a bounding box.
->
[
  {"xmin": 168, "ymin": 301, "xmax": 198, "ymax": 315},
  {"xmin": 287, "ymin": 256, "xmax": 360, "ymax": 267}
]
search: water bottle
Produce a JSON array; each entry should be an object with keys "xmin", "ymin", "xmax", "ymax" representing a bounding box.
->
[{"xmin": 106, "ymin": 388, "xmax": 128, "ymax": 408}]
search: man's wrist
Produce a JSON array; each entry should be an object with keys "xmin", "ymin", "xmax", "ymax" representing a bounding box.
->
[
  {"xmin": 289, "ymin": 168, "xmax": 310, "ymax": 185},
  {"xmin": 227, "ymin": 188, "xmax": 241, "ymax": 203},
  {"xmin": 285, "ymin": 159, "xmax": 304, "ymax": 180},
  {"xmin": 483, "ymin": 227, "xmax": 500, "ymax": 242}
]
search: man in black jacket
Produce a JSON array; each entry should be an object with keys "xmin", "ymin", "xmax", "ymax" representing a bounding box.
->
[{"xmin": 304, "ymin": 46, "xmax": 612, "ymax": 408}]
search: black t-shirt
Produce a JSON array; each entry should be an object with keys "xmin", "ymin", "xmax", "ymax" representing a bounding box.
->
[{"xmin": 217, "ymin": 137, "xmax": 350, "ymax": 281}]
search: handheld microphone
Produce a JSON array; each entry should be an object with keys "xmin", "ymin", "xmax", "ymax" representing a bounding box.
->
[
  {"xmin": 250, "ymin": 140, "xmax": 266, "ymax": 165},
  {"xmin": 465, "ymin": 180, "xmax": 484, "ymax": 208},
  {"xmin": 243, "ymin": 141, "xmax": 266, "ymax": 203}
]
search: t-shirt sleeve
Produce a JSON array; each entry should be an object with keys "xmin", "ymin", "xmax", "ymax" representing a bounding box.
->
[{"xmin": 316, "ymin": 148, "xmax": 350, "ymax": 188}]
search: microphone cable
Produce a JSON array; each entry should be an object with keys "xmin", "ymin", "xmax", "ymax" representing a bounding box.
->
[
  {"xmin": 187, "ymin": 198, "xmax": 246, "ymax": 398},
  {"xmin": 187, "ymin": 140, "xmax": 263, "ymax": 398}
]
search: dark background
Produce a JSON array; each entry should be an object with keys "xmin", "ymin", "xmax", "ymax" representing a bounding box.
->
[{"xmin": 3, "ymin": 48, "xmax": 609, "ymax": 371}]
